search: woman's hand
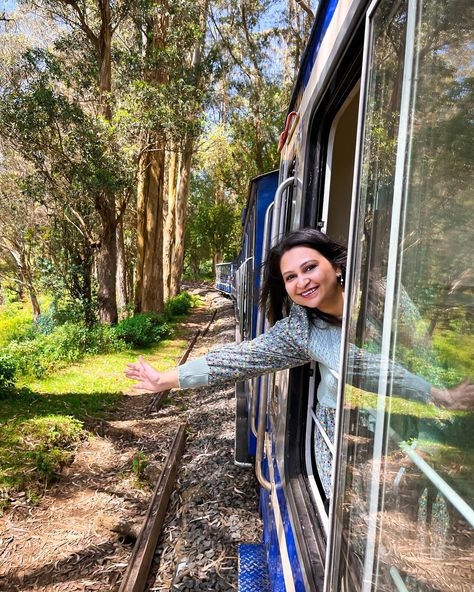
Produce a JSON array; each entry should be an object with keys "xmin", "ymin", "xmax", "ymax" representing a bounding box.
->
[
  {"xmin": 125, "ymin": 356, "xmax": 179, "ymax": 393},
  {"xmin": 431, "ymin": 378, "xmax": 474, "ymax": 411}
]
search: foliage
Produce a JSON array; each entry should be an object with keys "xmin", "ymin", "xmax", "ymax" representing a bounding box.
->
[
  {"xmin": 113, "ymin": 313, "xmax": 171, "ymax": 348},
  {"xmin": 0, "ymin": 300, "xmax": 35, "ymax": 346},
  {"xmin": 0, "ymin": 290, "xmax": 196, "ymax": 378},
  {"xmin": 0, "ymin": 375, "xmax": 116, "ymax": 507},
  {"xmin": 113, "ymin": 291, "xmax": 195, "ymax": 346},
  {"xmin": 0, "ymin": 308, "xmax": 193, "ymax": 507},
  {"xmin": 0, "ymin": 354, "xmax": 17, "ymax": 398},
  {"xmin": 165, "ymin": 291, "xmax": 196, "ymax": 316},
  {"xmin": 131, "ymin": 451, "xmax": 148, "ymax": 480},
  {"xmin": 5, "ymin": 322, "xmax": 126, "ymax": 378},
  {"xmin": 0, "ymin": 414, "xmax": 84, "ymax": 501}
]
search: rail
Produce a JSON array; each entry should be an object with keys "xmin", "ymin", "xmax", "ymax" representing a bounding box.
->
[
  {"xmin": 119, "ymin": 424, "xmax": 187, "ymax": 592},
  {"xmin": 251, "ymin": 201, "xmax": 275, "ymax": 437},
  {"xmin": 255, "ymin": 374, "xmax": 273, "ymax": 491},
  {"xmin": 271, "ymin": 176, "xmax": 295, "ymax": 246}
]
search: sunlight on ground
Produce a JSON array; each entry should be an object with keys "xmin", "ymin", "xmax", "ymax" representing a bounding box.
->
[{"xmin": 19, "ymin": 336, "xmax": 188, "ymax": 394}]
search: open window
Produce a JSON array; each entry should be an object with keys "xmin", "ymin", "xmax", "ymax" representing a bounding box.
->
[{"xmin": 283, "ymin": 23, "xmax": 364, "ymax": 590}]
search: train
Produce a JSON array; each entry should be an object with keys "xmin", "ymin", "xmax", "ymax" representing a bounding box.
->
[{"xmin": 215, "ymin": 0, "xmax": 473, "ymax": 590}]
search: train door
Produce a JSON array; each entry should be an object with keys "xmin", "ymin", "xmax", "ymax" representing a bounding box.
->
[
  {"xmin": 304, "ymin": 81, "xmax": 361, "ymax": 534},
  {"xmin": 276, "ymin": 23, "xmax": 365, "ymax": 590},
  {"xmin": 327, "ymin": 0, "xmax": 474, "ymax": 590}
]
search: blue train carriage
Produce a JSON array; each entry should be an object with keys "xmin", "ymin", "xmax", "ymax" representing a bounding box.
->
[
  {"xmin": 238, "ymin": 0, "xmax": 473, "ymax": 591},
  {"xmin": 232, "ymin": 170, "xmax": 280, "ymax": 467}
]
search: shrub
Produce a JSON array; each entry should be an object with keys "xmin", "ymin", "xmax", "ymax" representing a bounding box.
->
[
  {"xmin": 113, "ymin": 313, "xmax": 170, "ymax": 347},
  {"xmin": 5, "ymin": 322, "xmax": 126, "ymax": 378},
  {"xmin": 165, "ymin": 292, "xmax": 194, "ymax": 317},
  {"xmin": 0, "ymin": 354, "xmax": 17, "ymax": 398},
  {"xmin": 0, "ymin": 301, "xmax": 34, "ymax": 346}
]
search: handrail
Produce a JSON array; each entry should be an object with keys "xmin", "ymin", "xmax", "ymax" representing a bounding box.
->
[
  {"xmin": 271, "ymin": 176, "xmax": 295, "ymax": 246},
  {"xmin": 251, "ymin": 201, "xmax": 274, "ymax": 437},
  {"xmin": 255, "ymin": 373, "xmax": 272, "ymax": 491},
  {"xmin": 235, "ymin": 257, "xmax": 253, "ymax": 338}
]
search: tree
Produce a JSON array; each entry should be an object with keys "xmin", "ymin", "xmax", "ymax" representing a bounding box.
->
[{"xmin": 0, "ymin": 152, "xmax": 45, "ymax": 320}]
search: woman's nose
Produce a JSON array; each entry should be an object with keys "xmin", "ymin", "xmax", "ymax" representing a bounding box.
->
[{"xmin": 296, "ymin": 275, "xmax": 309, "ymax": 288}]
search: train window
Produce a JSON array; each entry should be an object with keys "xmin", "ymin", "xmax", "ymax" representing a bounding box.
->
[
  {"xmin": 322, "ymin": 84, "xmax": 360, "ymax": 246},
  {"xmin": 330, "ymin": 0, "xmax": 474, "ymax": 590}
]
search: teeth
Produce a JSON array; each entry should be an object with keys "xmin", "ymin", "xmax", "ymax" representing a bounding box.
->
[{"xmin": 302, "ymin": 288, "xmax": 317, "ymax": 296}]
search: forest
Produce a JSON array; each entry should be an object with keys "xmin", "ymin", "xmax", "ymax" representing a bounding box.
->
[
  {"xmin": 0, "ymin": 0, "xmax": 314, "ymax": 383},
  {"xmin": 0, "ymin": 0, "xmax": 315, "ymax": 509}
]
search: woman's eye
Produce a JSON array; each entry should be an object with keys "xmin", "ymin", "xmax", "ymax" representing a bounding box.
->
[
  {"xmin": 285, "ymin": 275, "xmax": 295, "ymax": 282},
  {"xmin": 305, "ymin": 265, "xmax": 316, "ymax": 272}
]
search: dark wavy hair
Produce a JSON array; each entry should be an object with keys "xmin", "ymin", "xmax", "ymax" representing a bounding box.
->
[{"xmin": 259, "ymin": 228, "xmax": 347, "ymax": 325}]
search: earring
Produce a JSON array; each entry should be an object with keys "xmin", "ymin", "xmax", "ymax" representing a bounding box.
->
[{"xmin": 337, "ymin": 274, "xmax": 345, "ymax": 289}]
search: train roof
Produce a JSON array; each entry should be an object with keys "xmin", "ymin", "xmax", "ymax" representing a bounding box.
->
[{"xmin": 241, "ymin": 169, "xmax": 279, "ymax": 230}]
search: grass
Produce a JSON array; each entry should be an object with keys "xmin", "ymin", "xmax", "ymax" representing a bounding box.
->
[{"xmin": 0, "ymin": 328, "xmax": 190, "ymax": 510}]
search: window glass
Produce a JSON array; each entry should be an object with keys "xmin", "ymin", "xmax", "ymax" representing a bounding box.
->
[{"xmin": 332, "ymin": 0, "xmax": 473, "ymax": 590}]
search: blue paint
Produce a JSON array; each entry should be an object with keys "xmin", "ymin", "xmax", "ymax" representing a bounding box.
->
[
  {"xmin": 241, "ymin": 171, "xmax": 279, "ymax": 458},
  {"xmin": 248, "ymin": 171, "xmax": 279, "ymax": 340},
  {"xmin": 238, "ymin": 544, "xmax": 270, "ymax": 591}
]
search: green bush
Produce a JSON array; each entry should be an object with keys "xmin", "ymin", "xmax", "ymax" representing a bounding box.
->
[
  {"xmin": 0, "ymin": 354, "xmax": 17, "ymax": 398},
  {"xmin": 113, "ymin": 313, "xmax": 170, "ymax": 347},
  {"xmin": 0, "ymin": 301, "xmax": 34, "ymax": 346},
  {"xmin": 165, "ymin": 292, "xmax": 194, "ymax": 317},
  {"xmin": 5, "ymin": 322, "xmax": 126, "ymax": 378}
]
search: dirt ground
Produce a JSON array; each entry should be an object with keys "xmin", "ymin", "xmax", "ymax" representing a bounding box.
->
[{"xmin": 0, "ymin": 286, "xmax": 236, "ymax": 592}]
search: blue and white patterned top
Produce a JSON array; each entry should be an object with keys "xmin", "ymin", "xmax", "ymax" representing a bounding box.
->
[{"xmin": 178, "ymin": 304, "xmax": 431, "ymax": 408}]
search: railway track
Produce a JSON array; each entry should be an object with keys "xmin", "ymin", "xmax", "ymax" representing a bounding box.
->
[{"xmin": 118, "ymin": 290, "xmax": 260, "ymax": 592}]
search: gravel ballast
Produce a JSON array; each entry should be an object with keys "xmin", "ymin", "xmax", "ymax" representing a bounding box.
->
[{"xmin": 145, "ymin": 287, "xmax": 262, "ymax": 592}]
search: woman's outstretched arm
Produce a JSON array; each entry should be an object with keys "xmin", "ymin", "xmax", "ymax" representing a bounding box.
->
[{"xmin": 125, "ymin": 304, "xmax": 311, "ymax": 393}]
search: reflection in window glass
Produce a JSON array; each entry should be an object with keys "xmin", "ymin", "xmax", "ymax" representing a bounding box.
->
[{"xmin": 332, "ymin": 0, "xmax": 473, "ymax": 590}]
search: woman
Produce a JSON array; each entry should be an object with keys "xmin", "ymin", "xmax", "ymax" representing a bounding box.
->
[{"xmin": 125, "ymin": 229, "xmax": 472, "ymax": 497}]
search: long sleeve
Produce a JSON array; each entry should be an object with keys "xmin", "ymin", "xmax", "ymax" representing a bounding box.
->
[{"xmin": 178, "ymin": 305, "xmax": 311, "ymax": 389}]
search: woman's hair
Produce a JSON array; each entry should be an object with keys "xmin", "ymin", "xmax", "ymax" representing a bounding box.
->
[{"xmin": 259, "ymin": 228, "xmax": 347, "ymax": 325}]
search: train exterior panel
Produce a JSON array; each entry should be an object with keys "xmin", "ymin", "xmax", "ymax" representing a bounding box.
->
[
  {"xmin": 234, "ymin": 171, "xmax": 280, "ymax": 465},
  {"xmin": 220, "ymin": 0, "xmax": 473, "ymax": 590}
]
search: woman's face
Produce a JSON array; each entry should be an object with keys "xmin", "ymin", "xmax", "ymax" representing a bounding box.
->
[{"xmin": 280, "ymin": 246, "xmax": 344, "ymax": 316}]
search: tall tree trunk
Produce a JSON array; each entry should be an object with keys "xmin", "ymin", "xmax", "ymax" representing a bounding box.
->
[
  {"xmin": 21, "ymin": 256, "xmax": 41, "ymax": 321},
  {"xmin": 2, "ymin": 242, "xmax": 41, "ymax": 320},
  {"xmin": 163, "ymin": 149, "xmax": 178, "ymax": 302},
  {"xmin": 116, "ymin": 217, "xmax": 128, "ymax": 314},
  {"xmin": 134, "ymin": 4, "xmax": 169, "ymax": 313},
  {"xmin": 168, "ymin": 0, "xmax": 209, "ymax": 297},
  {"xmin": 170, "ymin": 136, "xmax": 194, "ymax": 298},
  {"xmin": 95, "ymin": 0, "xmax": 118, "ymax": 324},
  {"xmin": 96, "ymin": 194, "xmax": 118, "ymax": 324},
  {"xmin": 24, "ymin": 275, "xmax": 41, "ymax": 321},
  {"xmin": 135, "ymin": 143, "xmax": 166, "ymax": 313}
]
